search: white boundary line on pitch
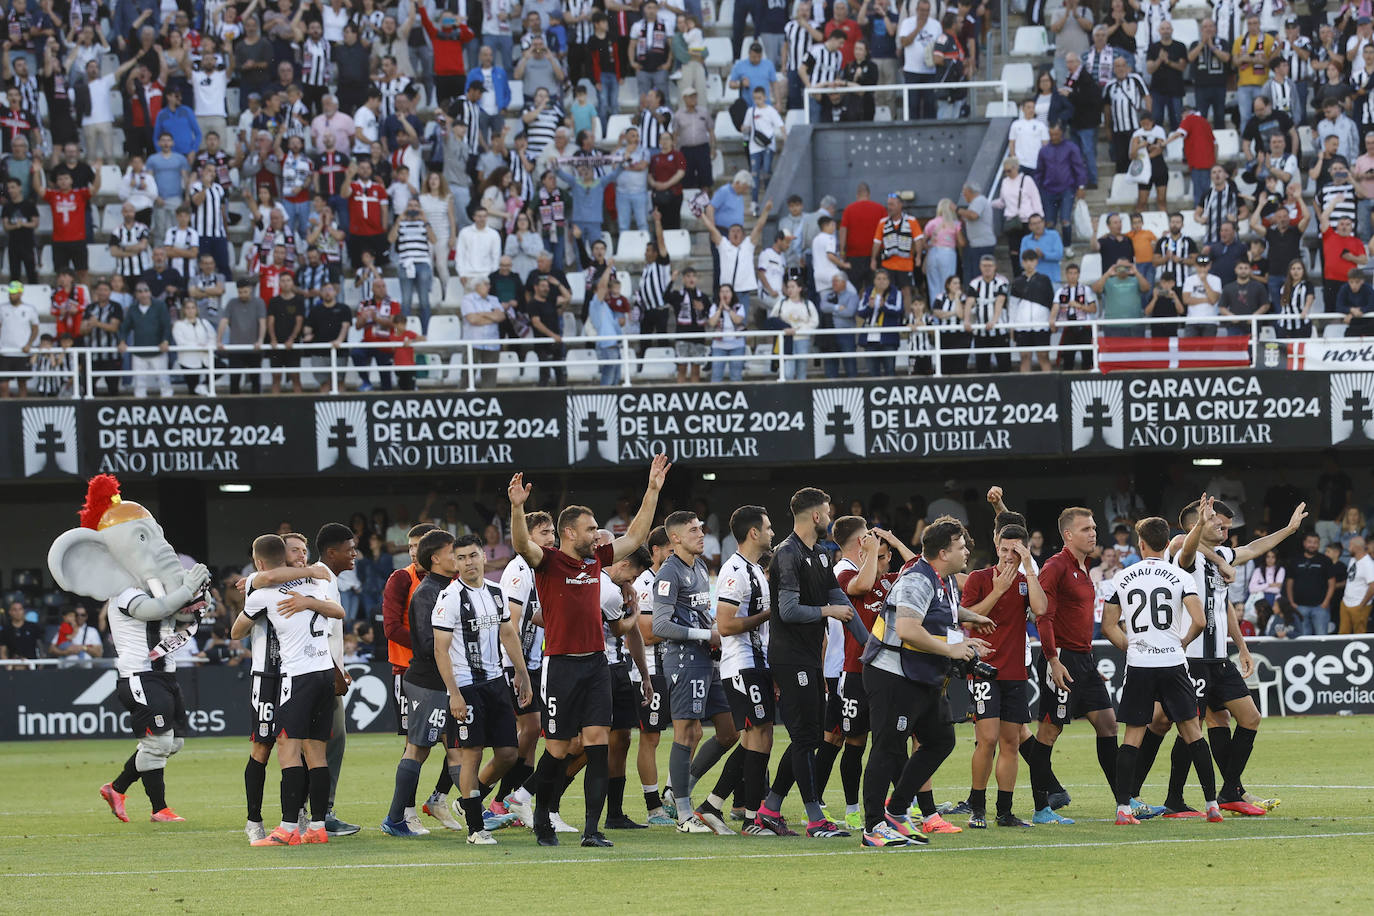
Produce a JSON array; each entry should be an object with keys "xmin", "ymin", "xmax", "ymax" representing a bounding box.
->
[
  {"xmin": 12, "ymin": 817, "xmax": 1374, "ymax": 842},
  {"xmin": 3, "ymin": 830, "xmax": 1371, "ymax": 878}
]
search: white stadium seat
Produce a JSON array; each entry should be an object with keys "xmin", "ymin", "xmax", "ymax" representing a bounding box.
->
[
  {"xmin": 715, "ymin": 110, "xmax": 743, "ymax": 142},
  {"xmin": 1107, "ymin": 173, "xmax": 1140, "ymax": 205},
  {"xmin": 1011, "ymin": 26, "xmax": 1049, "ymax": 57},
  {"xmin": 566, "ymin": 348, "xmax": 597, "ymax": 383},
  {"xmin": 1215, "ymin": 129, "xmax": 1240, "ymax": 161},
  {"xmin": 1002, "ymin": 62, "xmax": 1035, "ymax": 95},
  {"xmin": 984, "ymin": 100, "xmax": 1018, "ymax": 118},
  {"xmin": 1170, "ymin": 18, "xmax": 1200, "ymax": 47},
  {"xmin": 662, "ymin": 228, "xmax": 692, "ymax": 260},
  {"xmin": 636, "ymin": 346, "xmax": 677, "ymax": 381},
  {"xmin": 703, "ymin": 37, "xmax": 734, "ymax": 70},
  {"xmin": 568, "ymin": 271, "xmax": 586, "ymax": 305},
  {"xmin": 615, "ymin": 230, "xmax": 651, "ymax": 264},
  {"xmin": 1078, "ymin": 254, "xmax": 1102, "ymax": 285},
  {"xmin": 603, "ymin": 113, "xmax": 635, "ymax": 144},
  {"xmin": 496, "ymin": 350, "xmax": 523, "ymax": 385}
]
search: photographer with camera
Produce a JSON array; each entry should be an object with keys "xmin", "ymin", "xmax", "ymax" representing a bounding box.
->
[
  {"xmin": 956, "ymin": 524, "xmax": 1044, "ymax": 829},
  {"xmin": 858, "ymin": 519, "xmax": 992, "ymax": 847}
]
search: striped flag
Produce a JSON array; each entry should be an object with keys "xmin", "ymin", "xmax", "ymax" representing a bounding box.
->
[{"xmin": 1097, "ymin": 336, "xmax": 1252, "ymax": 372}]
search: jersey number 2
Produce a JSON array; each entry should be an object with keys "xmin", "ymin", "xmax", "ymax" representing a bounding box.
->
[{"xmin": 1126, "ymin": 587, "xmax": 1174, "ymax": 633}]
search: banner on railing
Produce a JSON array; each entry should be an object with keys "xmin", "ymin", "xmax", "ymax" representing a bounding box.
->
[
  {"xmin": 942, "ymin": 635, "xmax": 1374, "ymax": 722},
  {"xmin": 1096, "ymin": 335, "xmax": 1253, "ymax": 372},
  {"xmin": 4, "ymin": 369, "xmax": 1374, "ymax": 481},
  {"xmin": 5, "ymin": 636, "xmax": 1369, "ymax": 740},
  {"xmin": 0, "ymin": 660, "xmax": 401, "ymax": 741},
  {"xmin": 1285, "ymin": 338, "xmax": 1374, "ymax": 372},
  {"xmin": 1065, "ymin": 370, "xmax": 1329, "ymax": 454}
]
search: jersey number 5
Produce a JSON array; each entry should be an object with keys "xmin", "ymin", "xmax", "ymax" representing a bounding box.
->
[{"xmin": 1125, "ymin": 587, "xmax": 1174, "ymax": 634}]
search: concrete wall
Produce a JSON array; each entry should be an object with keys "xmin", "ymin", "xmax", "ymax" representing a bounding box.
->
[{"xmin": 763, "ymin": 118, "xmax": 1012, "ymax": 218}]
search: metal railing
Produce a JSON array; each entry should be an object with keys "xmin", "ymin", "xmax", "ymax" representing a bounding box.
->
[
  {"xmin": 802, "ymin": 79, "xmax": 1010, "ymax": 124},
  {"xmin": 0, "ymin": 312, "xmax": 1340, "ymax": 396}
]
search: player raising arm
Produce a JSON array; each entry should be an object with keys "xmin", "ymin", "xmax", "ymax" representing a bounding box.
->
[{"xmin": 1100, "ymin": 517, "xmax": 1222, "ymax": 826}]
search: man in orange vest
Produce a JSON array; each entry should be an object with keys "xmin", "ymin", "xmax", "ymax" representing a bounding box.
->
[
  {"xmin": 381, "ymin": 521, "xmax": 462, "ymax": 832},
  {"xmin": 871, "ymin": 193, "xmax": 925, "ymax": 306}
]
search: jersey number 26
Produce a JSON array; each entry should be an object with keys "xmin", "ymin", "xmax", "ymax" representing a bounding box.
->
[{"xmin": 1125, "ymin": 587, "xmax": 1174, "ymax": 633}]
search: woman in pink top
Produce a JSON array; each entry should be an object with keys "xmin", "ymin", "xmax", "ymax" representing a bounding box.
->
[
  {"xmin": 482, "ymin": 523, "xmax": 514, "ymax": 581},
  {"xmin": 921, "ymin": 198, "xmax": 964, "ymax": 306}
]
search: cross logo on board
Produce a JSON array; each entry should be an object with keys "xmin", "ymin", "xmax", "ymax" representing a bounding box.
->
[
  {"xmin": 314, "ymin": 400, "xmax": 370, "ymax": 471},
  {"xmin": 1330, "ymin": 374, "xmax": 1374, "ymax": 445},
  {"xmin": 567, "ymin": 394, "xmax": 619, "ymax": 465},
  {"xmin": 1069, "ymin": 379, "xmax": 1123, "ymax": 450},
  {"xmin": 21, "ymin": 406, "xmax": 78, "ymax": 477},
  {"xmin": 811, "ymin": 387, "xmax": 866, "ymax": 459}
]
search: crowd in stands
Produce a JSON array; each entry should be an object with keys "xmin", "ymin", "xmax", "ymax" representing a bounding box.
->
[{"xmin": 5, "ymin": 0, "xmax": 1374, "ymax": 394}]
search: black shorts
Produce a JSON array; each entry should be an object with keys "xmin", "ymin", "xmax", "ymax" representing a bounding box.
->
[
  {"xmin": 268, "ymin": 348, "xmax": 302, "ymax": 368},
  {"xmin": 610, "ymin": 663, "xmax": 641, "ymax": 731},
  {"xmin": 1016, "ymin": 329, "xmax": 1051, "ymax": 348},
  {"xmin": 1037, "ymin": 649, "xmax": 1114, "ymax": 725},
  {"xmin": 822, "ymin": 675, "xmax": 843, "ymax": 732},
  {"xmin": 0, "ymin": 355, "xmax": 26, "ymax": 374},
  {"xmin": 403, "ymin": 680, "xmax": 451, "ymax": 748},
  {"xmin": 117, "ymin": 672, "xmax": 189, "ymax": 737},
  {"xmin": 392, "ymin": 671, "xmax": 408, "ymax": 735},
  {"xmin": 667, "ymin": 660, "xmax": 731, "ymax": 721},
  {"xmin": 638, "ymin": 672, "xmax": 669, "ymax": 732},
  {"xmin": 773, "ymin": 663, "xmax": 825, "ymax": 743},
  {"xmin": 276, "ymin": 668, "xmax": 336, "ymax": 742},
  {"xmin": 830, "ymin": 671, "xmax": 870, "ymax": 736},
  {"xmin": 1187, "ymin": 658, "xmax": 1251, "ymax": 715},
  {"xmin": 451, "ymin": 678, "xmax": 518, "ymax": 750},
  {"xmin": 540, "ymin": 653, "xmax": 612, "ymax": 741},
  {"xmin": 506, "ymin": 665, "xmax": 543, "ymax": 716},
  {"xmin": 1119, "ymin": 663, "xmax": 1198, "ymax": 727},
  {"xmin": 969, "ymin": 677, "xmax": 1031, "ymax": 724},
  {"xmin": 725, "ymin": 667, "xmax": 776, "ymax": 730},
  {"xmin": 862, "ymin": 665, "xmax": 947, "ymax": 743},
  {"xmin": 251, "ymin": 673, "xmax": 282, "ymax": 745},
  {"xmin": 1147, "ymin": 155, "xmax": 1168, "ymax": 188},
  {"xmin": 52, "ymin": 240, "xmax": 88, "ymax": 272}
]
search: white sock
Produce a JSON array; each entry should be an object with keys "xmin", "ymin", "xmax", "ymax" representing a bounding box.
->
[
  {"xmin": 309, "ymin": 820, "xmax": 325, "ymax": 830},
  {"xmin": 279, "ymin": 820, "xmax": 294, "ymax": 832},
  {"xmin": 846, "ymin": 803, "xmax": 860, "ymax": 815},
  {"xmin": 706, "ymin": 793, "xmax": 726, "ymax": 811},
  {"xmin": 511, "ymin": 787, "xmax": 532, "ymax": 804},
  {"xmin": 403, "ymin": 806, "xmax": 416, "ymax": 819},
  {"xmin": 1117, "ymin": 804, "xmax": 1131, "ymax": 816},
  {"xmin": 248, "ymin": 819, "xmax": 263, "ymax": 828},
  {"xmin": 642, "ymin": 784, "xmax": 658, "ymax": 795},
  {"xmin": 429, "ymin": 791, "xmax": 446, "ymax": 803}
]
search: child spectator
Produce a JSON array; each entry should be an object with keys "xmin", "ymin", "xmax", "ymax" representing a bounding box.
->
[
  {"xmin": 569, "ymin": 82, "xmax": 598, "ymax": 136},
  {"xmin": 389, "ymin": 313, "xmax": 425, "ymax": 391}
]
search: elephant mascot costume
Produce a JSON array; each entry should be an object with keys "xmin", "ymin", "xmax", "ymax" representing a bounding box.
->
[{"xmin": 48, "ymin": 474, "xmax": 210, "ymax": 824}]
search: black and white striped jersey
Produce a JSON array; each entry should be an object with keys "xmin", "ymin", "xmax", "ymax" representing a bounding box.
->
[
  {"xmin": 964, "ymin": 275, "xmax": 1008, "ymax": 336},
  {"xmin": 189, "ymin": 180, "xmax": 227, "ymax": 237},
  {"xmin": 1105, "ymin": 73, "xmax": 1149, "ymax": 133},
  {"xmin": 433, "ymin": 579, "xmax": 509, "ymax": 687}
]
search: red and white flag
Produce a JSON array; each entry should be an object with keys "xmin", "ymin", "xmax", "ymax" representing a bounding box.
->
[{"xmin": 1096, "ymin": 336, "xmax": 1251, "ymax": 372}]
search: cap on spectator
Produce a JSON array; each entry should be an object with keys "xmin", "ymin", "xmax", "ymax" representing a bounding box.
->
[
  {"xmin": 1360, "ymin": 15, "xmax": 1372, "ymax": 24},
  {"xmin": 7, "ymin": 281, "xmax": 22, "ymax": 295},
  {"xmin": 248, "ymin": 91, "xmax": 262, "ymax": 100},
  {"xmin": 1284, "ymin": 15, "xmax": 1299, "ymax": 25},
  {"xmin": 681, "ymin": 85, "xmax": 697, "ymax": 96},
  {"xmin": 1196, "ymin": 254, "xmax": 1212, "ymax": 265},
  {"xmin": 779, "ymin": 228, "xmax": 795, "ymax": 240}
]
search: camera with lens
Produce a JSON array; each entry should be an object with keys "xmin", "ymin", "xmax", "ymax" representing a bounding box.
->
[{"xmin": 949, "ymin": 656, "xmax": 998, "ymax": 680}]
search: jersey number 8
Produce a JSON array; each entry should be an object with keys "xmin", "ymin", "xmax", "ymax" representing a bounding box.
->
[{"xmin": 1125, "ymin": 587, "xmax": 1174, "ymax": 634}]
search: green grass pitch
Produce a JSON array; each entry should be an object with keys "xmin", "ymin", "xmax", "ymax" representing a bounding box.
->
[{"xmin": 2, "ymin": 717, "xmax": 1372, "ymax": 913}]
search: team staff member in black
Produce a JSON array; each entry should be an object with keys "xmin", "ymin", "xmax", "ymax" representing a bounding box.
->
[
  {"xmin": 859, "ymin": 520, "xmax": 992, "ymax": 848},
  {"xmin": 380, "ymin": 529, "xmax": 462, "ymax": 837},
  {"xmin": 756, "ymin": 487, "xmax": 860, "ymax": 840}
]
